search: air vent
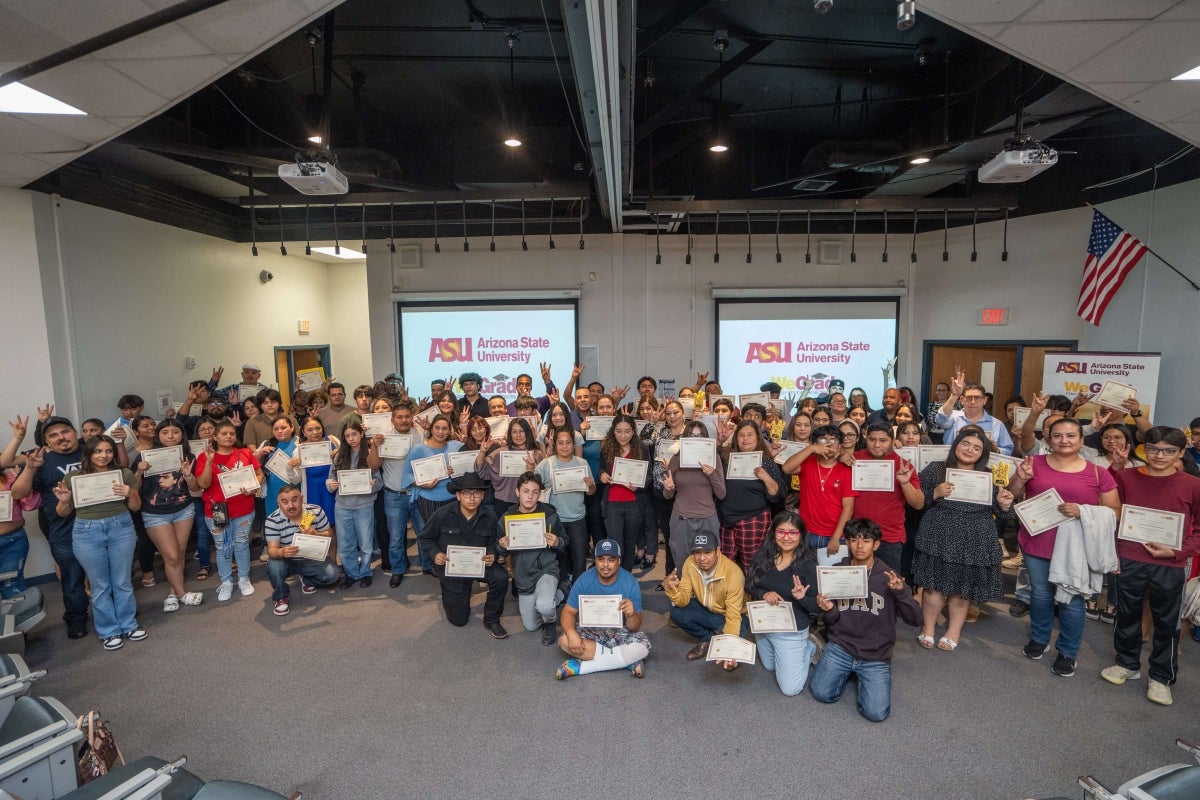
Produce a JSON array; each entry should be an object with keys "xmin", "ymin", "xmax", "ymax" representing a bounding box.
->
[
  {"xmin": 817, "ymin": 240, "xmax": 843, "ymax": 265},
  {"xmin": 792, "ymin": 179, "xmax": 836, "ymax": 192},
  {"xmin": 395, "ymin": 244, "xmax": 421, "ymax": 269}
]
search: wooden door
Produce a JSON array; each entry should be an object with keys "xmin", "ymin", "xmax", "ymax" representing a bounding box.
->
[
  {"xmin": 927, "ymin": 345, "xmax": 1018, "ymax": 407},
  {"xmin": 275, "ymin": 347, "xmax": 331, "ymax": 413},
  {"xmin": 1018, "ymin": 345, "xmax": 1073, "ymax": 404}
]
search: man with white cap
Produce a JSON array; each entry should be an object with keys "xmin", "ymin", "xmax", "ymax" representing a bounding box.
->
[{"xmin": 209, "ymin": 363, "xmax": 269, "ymax": 405}]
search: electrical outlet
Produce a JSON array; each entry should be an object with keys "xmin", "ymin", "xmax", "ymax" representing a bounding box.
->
[
  {"xmin": 588, "ymin": 272, "xmax": 597, "ymax": 282},
  {"xmin": 184, "ymin": 356, "xmax": 196, "ymax": 370}
]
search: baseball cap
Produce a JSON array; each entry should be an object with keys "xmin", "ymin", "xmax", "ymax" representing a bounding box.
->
[
  {"xmin": 42, "ymin": 416, "xmax": 75, "ymax": 435},
  {"xmin": 594, "ymin": 539, "xmax": 621, "ymax": 559},
  {"xmin": 690, "ymin": 532, "xmax": 716, "ymax": 552},
  {"xmin": 828, "ymin": 379, "xmax": 845, "ymax": 393}
]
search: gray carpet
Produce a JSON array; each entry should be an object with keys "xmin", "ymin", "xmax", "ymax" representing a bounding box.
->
[{"xmin": 20, "ymin": 560, "xmax": 1200, "ymax": 800}]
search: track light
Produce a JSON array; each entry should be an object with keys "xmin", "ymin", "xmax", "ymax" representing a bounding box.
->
[
  {"xmin": 882, "ymin": 209, "xmax": 889, "ymax": 263},
  {"xmin": 685, "ymin": 214, "xmax": 692, "ymax": 264},
  {"xmin": 814, "ymin": 0, "xmax": 832, "ymax": 13},
  {"xmin": 970, "ymin": 209, "xmax": 978, "ymax": 262},
  {"xmin": 713, "ymin": 211, "xmax": 720, "ymax": 263},
  {"xmin": 433, "ymin": 202, "xmax": 440, "ymax": 253},
  {"xmin": 278, "ymin": 205, "xmax": 286, "ymax": 255},
  {"xmin": 548, "ymin": 198, "xmax": 555, "ymax": 249},
  {"xmin": 304, "ymin": 205, "xmax": 311, "ymax": 256},
  {"xmin": 942, "ymin": 209, "xmax": 949, "ymax": 261},
  {"xmin": 897, "ymin": 0, "xmax": 916, "ymax": 31}
]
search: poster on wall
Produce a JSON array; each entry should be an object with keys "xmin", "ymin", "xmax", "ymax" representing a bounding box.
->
[{"xmin": 1041, "ymin": 352, "xmax": 1160, "ymax": 420}]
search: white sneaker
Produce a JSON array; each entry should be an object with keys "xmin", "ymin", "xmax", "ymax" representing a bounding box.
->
[
  {"xmin": 1001, "ymin": 553, "xmax": 1023, "ymax": 568},
  {"xmin": 217, "ymin": 581, "xmax": 233, "ymax": 602},
  {"xmin": 1100, "ymin": 664, "xmax": 1141, "ymax": 685},
  {"xmin": 258, "ymin": 551, "xmax": 269, "ymax": 563},
  {"xmin": 1147, "ymin": 679, "xmax": 1173, "ymax": 706},
  {"xmin": 162, "ymin": 594, "xmax": 180, "ymax": 613},
  {"xmin": 180, "ymin": 591, "xmax": 203, "ymax": 606},
  {"xmin": 238, "ymin": 577, "xmax": 254, "ymax": 597}
]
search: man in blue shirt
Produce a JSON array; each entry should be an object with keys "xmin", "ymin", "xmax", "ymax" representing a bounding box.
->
[{"xmin": 933, "ymin": 373, "xmax": 1014, "ymax": 455}]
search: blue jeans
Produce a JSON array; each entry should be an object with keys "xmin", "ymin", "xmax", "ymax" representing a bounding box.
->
[
  {"xmin": 0, "ymin": 529, "xmax": 30, "ymax": 599},
  {"xmin": 808, "ymin": 533, "xmax": 831, "ymax": 552},
  {"xmin": 336, "ymin": 505, "xmax": 376, "ymax": 580},
  {"xmin": 758, "ymin": 628, "xmax": 815, "ymax": 697},
  {"xmin": 810, "ymin": 640, "xmax": 893, "ymax": 722},
  {"xmin": 385, "ymin": 490, "xmax": 422, "ymax": 572},
  {"xmin": 46, "ymin": 523, "xmax": 88, "ymax": 626},
  {"xmin": 71, "ymin": 514, "xmax": 138, "ymax": 639},
  {"xmin": 1025, "ymin": 552, "xmax": 1085, "ymax": 659},
  {"xmin": 407, "ymin": 498, "xmax": 434, "ymax": 571},
  {"xmin": 669, "ymin": 598, "xmax": 749, "ymax": 643},
  {"xmin": 192, "ymin": 497, "xmax": 212, "ymax": 570},
  {"xmin": 267, "ymin": 557, "xmax": 341, "ymax": 601},
  {"xmin": 211, "ymin": 513, "xmax": 252, "ymax": 584}
]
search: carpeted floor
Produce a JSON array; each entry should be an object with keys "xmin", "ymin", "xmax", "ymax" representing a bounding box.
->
[{"xmin": 19, "ymin": 558, "xmax": 1200, "ymax": 800}]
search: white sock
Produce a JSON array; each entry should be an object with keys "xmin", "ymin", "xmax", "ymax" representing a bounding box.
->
[{"xmin": 579, "ymin": 643, "xmax": 648, "ymax": 674}]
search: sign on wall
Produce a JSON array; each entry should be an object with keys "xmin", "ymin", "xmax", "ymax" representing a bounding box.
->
[{"xmin": 1041, "ymin": 351, "xmax": 1160, "ymax": 419}]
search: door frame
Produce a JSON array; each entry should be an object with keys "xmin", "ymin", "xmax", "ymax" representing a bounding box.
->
[
  {"xmin": 273, "ymin": 345, "xmax": 333, "ymax": 410},
  {"xmin": 920, "ymin": 339, "xmax": 1077, "ymax": 409}
]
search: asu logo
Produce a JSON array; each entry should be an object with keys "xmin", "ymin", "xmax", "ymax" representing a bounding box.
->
[
  {"xmin": 429, "ymin": 337, "xmax": 473, "ymax": 362},
  {"xmin": 745, "ymin": 342, "xmax": 792, "ymax": 363},
  {"xmin": 1055, "ymin": 362, "xmax": 1088, "ymax": 373}
]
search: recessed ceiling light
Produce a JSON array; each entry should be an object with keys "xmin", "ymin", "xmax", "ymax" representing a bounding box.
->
[
  {"xmin": 0, "ymin": 83, "xmax": 85, "ymax": 115},
  {"xmin": 307, "ymin": 135, "xmax": 323, "ymax": 144},
  {"xmin": 503, "ymin": 137, "xmax": 522, "ymax": 147},
  {"xmin": 1172, "ymin": 64, "xmax": 1200, "ymax": 80},
  {"xmin": 311, "ymin": 246, "xmax": 365, "ymax": 260},
  {"xmin": 710, "ymin": 143, "xmax": 729, "ymax": 153},
  {"xmin": 910, "ymin": 156, "xmax": 931, "ymax": 165}
]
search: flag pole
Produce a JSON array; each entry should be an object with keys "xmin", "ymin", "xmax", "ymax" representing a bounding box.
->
[{"xmin": 1084, "ymin": 203, "xmax": 1200, "ymax": 292}]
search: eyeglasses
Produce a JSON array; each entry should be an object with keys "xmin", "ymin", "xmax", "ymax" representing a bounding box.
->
[
  {"xmin": 840, "ymin": 432, "xmax": 858, "ymax": 439},
  {"xmin": 775, "ymin": 529, "xmax": 802, "ymax": 538},
  {"xmin": 816, "ymin": 438, "xmax": 840, "ymax": 446},
  {"xmin": 961, "ymin": 395, "xmax": 985, "ymax": 402},
  {"xmin": 459, "ymin": 489, "xmax": 484, "ymax": 498},
  {"xmin": 1145, "ymin": 446, "xmax": 1181, "ymax": 457}
]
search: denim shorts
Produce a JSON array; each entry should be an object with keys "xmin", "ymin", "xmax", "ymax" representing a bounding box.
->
[{"xmin": 141, "ymin": 504, "xmax": 196, "ymax": 528}]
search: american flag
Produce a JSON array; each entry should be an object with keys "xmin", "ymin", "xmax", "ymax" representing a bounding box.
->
[{"xmin": 1076, "ymin": 209, "xmax": 1148, "ymax": 326}]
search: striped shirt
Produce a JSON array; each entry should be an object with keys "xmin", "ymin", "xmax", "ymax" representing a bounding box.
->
[{"xmin": 264, "ymin": 504, "xmax": 329, "ymax": 547}]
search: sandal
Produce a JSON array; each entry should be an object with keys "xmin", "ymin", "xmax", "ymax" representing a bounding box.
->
[
  {"xmin": 195, "ymin": 566, "xmax": 211, "ymax": 581},
  {"xmin": 141, "ymin": 575, "xmax": 156, "ymax": 588},
  {"xmin": 627, "ymin": 660, "xmax": 645, "ymax": 678},
  {"xmin": 937, "ymin": 636, "xmax": 958, "ymax": 651},
  {"xmin": 917, "ymin": 634, "xmax": 935, "ymax": 650}
]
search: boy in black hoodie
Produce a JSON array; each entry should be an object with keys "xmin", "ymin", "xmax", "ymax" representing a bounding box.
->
[{"xmin": 810, "ymin": 518, "xmax": 920, "ymax": 721}]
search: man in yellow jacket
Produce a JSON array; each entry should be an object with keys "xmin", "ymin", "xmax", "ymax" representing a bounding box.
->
[{"xmin": 662, "ymin": 532, "xmax": 749, "ymax": 662}]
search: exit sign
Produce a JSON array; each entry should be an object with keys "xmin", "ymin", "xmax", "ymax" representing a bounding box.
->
[{"xmin": 978, "ymin": 308, "xmax": 1009, "ymax": 325}]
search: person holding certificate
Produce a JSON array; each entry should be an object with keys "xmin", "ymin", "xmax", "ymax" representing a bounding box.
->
[
  {"xmin": 651, "ymin": 400, "xmax": 690, "ymax": 578},
  {"xmin": 253, "ymin": 417, "xmax": 301, "ymax": 523},
  {"xmin": 781, "ymin": 425, "xmax": 858, "ymax": 554},
  {"xmin": 555, "ymin": 539, "xmax": 650, "ymax": 679},
  {"xmin": 598, "ymin": 415, "xmax": 650, "ymax": 571},
  {"xmin": 403, "ymin": 414, "xmax": 464, "ymax": 556},
  {"xmin": 497, "ymin": 473, "xmax": 566, "ymax": 644},
  {"xmin": 0, "ymin": 417, "xmax": 41, "ymax": 601},
  {"xmin": 458, "ymin": 416, "xmax": 498, "ymax": 506},
  {"xmin": 479, "ymin": 418, "xmax": 544, "ymax": 519},
  {"xmin": 717, "ymin": 421, "xmax": 785, "ymax": 572},
  {"xmin": 933, "ymin": 374, "xmax": 1014, "ymax": 455},
  {"xmin": 810, "ymin": 520, "xmax": 921, "ymax": 722},
  {"xmin": 1005, "ymin": 417, "xmax": 1120, "ymax": 678},
  {"xmin": 911, "ymin": 426, "xmax": 1015, "ymax": 651},
  {"xmin": 538, "ymin": 403, "xmax": 583, "ymax": 459},
  {"xmin": 661, "ymin": 421, "xmax": 727, "ymax": 579},
  {"xmin": 54, "ymin": 435, "xmax": 146, "ymax": 651},
  {"xmin": 367, "ymin": 400, "xmax": 428, "ymax": 586},
  {"xmin": 580, "ymin": 394, "xmax": 618, "ymax": 555},
  {"xmin": 296, "ymin": 417, "xmax": 339, "ymax": 531},
  {"xmin": 534, "ymin": 427, "xmax": 596, "ymax": 580},
  {"xmin": 194, "ymin": 420, "xmax": 263, "ymax": 603},
  {"xmin": 845, "ymin": 423, "xmax": 925, "ymax": 573},
  {"xmin": 328, "ymin": 422, "xmax": 382, "ymax": 589},
  {"xmin": 263, "ymin": 485, "xmax": 341, "ymax": 616},
  {"xmin": 1102, "ymin": 427, "xmax": 1200, "ymax": 705},
  {"xmin": 746, "ymin": 511, "xmax": 821, "ymax": 695},
  {"xmin": 417, "ymin": 473, "xmax": 509, "ymax": 638},
  {"xmin": 662, "ymin": 532, "xmax": 749, "ymax": 668}
]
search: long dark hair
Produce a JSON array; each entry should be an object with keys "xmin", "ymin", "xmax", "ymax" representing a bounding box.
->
[
  {"xmin": 153, "ymin": 418, "xmax": 193, "ymax": 460},
  {"xmin": 601, "ymin": 414, "xmax": 645, "ymax": 464},
  {"xmin": 747, "ymin": 511, "xmax": 813, "ymax": 588},
  {"xmin": 945, "ymin": 425, "xmax": 992, "ymax": 471},
  {"xmin": 79, "ymin": 435, "xmax": 121, "ymax": 475},
  {"xmin": 334, "ymin": 421, "xmax": 370, "ymax": 470},
  {"xmin": 721, "ymin": 420, "xmax": 772, "ymax": 465},
  {"xmin": 506, "ymin": 417, "xmax": 535, "ymax": 450}
]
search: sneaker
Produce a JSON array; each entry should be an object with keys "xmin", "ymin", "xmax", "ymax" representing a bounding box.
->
[
  {"xmin": 162, "ymin": 594, "xmax": 180, "ymax": 613},
  {"xmin": 301, "ymin": 582, "xmax": 317, "ymax": 595},
  {"xmin": 67, "ymin": 623, "xmax": 89, "ymax": 640},
  {"xmin": 1052, "ymin": 653, "xmax": 1076, "ymax": 677},
  {"xmin": 258, "ymin": 551, "xmax": 270, "ymax": 563},
  {"xmin": 1100, "ymin": 604, "xmax": 1116, "ymax": 624},
  {"xmin": 1147, "ymin": 679, "xmax": 1173, "ymax": 706},
  {"xmin": 273, "ymin": 597, "xmax": 290, "ymax": 616},
  {"xmin": 1100, "ymin": 664, "xmax": 1141, "ymax": 685},
  {"xmin": 359, "ymin": 576, "xmax": 372, "ymax": 588},
  {"xmin": 102, "ymin": 636, "xmax": 124, "ymax": 651},
  {"xmin": 217, "ymin": 581, "xmax": 234, "ymax": 602},
  {"xmin": 1001, "ymin": 553, "xmax": 1023, "ymax": 568},
  {"xmin": 389, "ymin": 574, "xmax": 404, "ymax": 588},
  {"xmin": 627, "ymin": 659, "xmax": 645, "ymax": 678},
  {"xmin": 1009, "ymin": 599, "xmax": 1030, "ymax": 618},
  {"xmin": 238, "ymin": 577, "xmax": 254, "ymax": 597},
  {"xmin": 555, "ymin": 659, "xmax": 581, "ymax": 679},
  {"xmin": 180, "ymin": 591, "xmax": 203, "ymax": 606},
  {"xmin": 341, "ymin": 576, "xmax": 357, "ymax": 590},
  {"xmin": 486, "ymin": 621, "xmax": 509, "ymax": 640},
  {"xmin": 1023, "ymin": 639, "xmax": 1050, "ymax": 660},
  {"xmin": 541, "ymin": 621, "xmax": 557, "ymax": 646},
  {"xmin": 126, "ymin": 627, "xmax": 148, "ymax": 642},
  {"xmin": 1084, "ymin": 599, "xmax": 1100, "ymax": 620}
]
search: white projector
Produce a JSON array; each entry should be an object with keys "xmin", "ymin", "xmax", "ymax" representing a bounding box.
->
[
  {"xmin": 977, "ymin": 147, "xmax": 1058, "ymax": 183},
  {"xmin": 277, "ymin": 161, "xmax": 349, "ymax": 195}
]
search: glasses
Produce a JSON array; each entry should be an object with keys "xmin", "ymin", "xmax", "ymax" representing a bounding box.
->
[
  {"xmin": 840, "ymin": 432, "xmax": 858, "ymax": 439},
  {"xmin": 775, "ymin": 529, "xmax": 802, "ymax": 538},
  {"xmin": 1145, "ymin": 446, "xmax": 1181, "ymax": 457},
  {"xmin": 962, "ymin": 395, "xmax": 985, "ymax": 402},
  {"xmin": 958, "ymin": 442, "xmax": 984, "ymax": 452},
  {"xmin": 459, "ymin": 489, "xmax": 484, "ymax": 498},
  {"xmin": 816, "ymin": 438, "xmax": 839, "ymax": 446}
]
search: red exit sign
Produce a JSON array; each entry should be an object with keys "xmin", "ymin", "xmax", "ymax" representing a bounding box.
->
[{"xmin": 978, "ymin": 308, "xmax": 1009, "ymax": 325}]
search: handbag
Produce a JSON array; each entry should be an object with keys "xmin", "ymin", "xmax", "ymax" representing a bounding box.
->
[{"xmin": 75, "ymin": 710, "xmax": 125, "ymax": 784}]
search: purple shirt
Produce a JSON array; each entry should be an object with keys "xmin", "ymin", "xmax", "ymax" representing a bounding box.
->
[{"xmin": 1017, "ymin": 454, "xmax": 1117, "ymax": 559}]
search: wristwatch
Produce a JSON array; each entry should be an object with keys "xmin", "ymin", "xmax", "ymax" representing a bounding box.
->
[{"xmin": 1130, "ymin": 410, "xmax": 1143, "ymax": 418}]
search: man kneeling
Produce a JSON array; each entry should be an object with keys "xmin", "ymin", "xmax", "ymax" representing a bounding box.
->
[
  {"xmin": 556, "ymin": 539, "xmax": 650, "ymax": 679},
  {"xmin": 498, "ymin": 472, "xmax": 567, "ymax": 645},
  {"xmin": 266, "ymin": 485, "xmax": 341, "ymax": 616},
  {"xmin": 662, "ymin": 532, "xmax": 748, "ymax": 669}
]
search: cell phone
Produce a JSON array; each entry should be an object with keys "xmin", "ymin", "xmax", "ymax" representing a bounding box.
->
[{"xmin": 211, "ymin": 502, "xmax": 229, "ymax": 527}]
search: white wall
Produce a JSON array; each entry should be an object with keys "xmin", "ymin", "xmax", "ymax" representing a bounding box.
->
[{"xmin": 324, "ymin": 261, "xmax": 373, "ymax": 385}]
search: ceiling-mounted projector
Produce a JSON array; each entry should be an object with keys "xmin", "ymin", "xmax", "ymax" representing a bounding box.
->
[
  {"xmin": 278, "ymin": 161, "xmax": 349, "ymax": 195},
  {"xmin": 977, "ymin": 144, "xmax": 1058, "ymax": 183}
]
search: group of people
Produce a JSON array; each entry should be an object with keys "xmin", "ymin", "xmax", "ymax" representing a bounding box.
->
[{"xmin": 1, "ymin": 360, "xmax": 1197, "ymax": 717}]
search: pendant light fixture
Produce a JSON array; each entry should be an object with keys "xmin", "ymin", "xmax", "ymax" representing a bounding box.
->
[
  {"xmin": 503, "ymin": 30, "xmax": 523, "ymax": 147},
  {"xmin": 709, "ymin": 31, "xmax": 730, "ymax": 153}
]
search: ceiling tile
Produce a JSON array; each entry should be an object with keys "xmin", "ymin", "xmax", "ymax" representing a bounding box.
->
[
  {"xmin": 1088, "ymin": 81, "xmax": 1156, "ymax": 101},
  {"xmin": 23, "ymin": 60, "xmax": 167, "ymax": 117},
  {"xmin": 94, "ymin": 22, "xmax": 213, "ymax": 59},
  {"xmin": 177, "ymin": 0, "xmax": 331, "ymax": 55},
  {"xmin": 0, "ymin": 8, "xmax": 70, "ymax": 64},
  {"xmin": 918, "ymin": 0, "xmax": 1041, "ymax": 25},
  {"xmin": 1022, "ymin": 0, "xmax": 1177, "ymax": 21},
  {"xmin": 1159, "ymin": 0, "xmax": 1200, "ymax": 19},
  {"xmin": 1123, "ymin": 82, "xmax": 1200, "ymax": 121},
  {"xmin": 997, "ymin": 21, "xmax": 1142, "ymax": 72},
  {"xmin": 967, "ymin": 23, "xmax": 1010, "ymax": 37},
  {"xmin": 1164, "ymin": 121, "xmax": 1200, "ymax": 139},
  {"xmin": 1, "ymin": 0, "xmax": 156, "ymax": 45},
  {"xmin": 0, "ymin": 115, "xmax": 87, "ymax": 154},
  {"xmin": 0, "ymin": 154, "xmax": 56, "ymax": 186},
  {"xmin": 1069, "ymin": 20, "xmax": 1200, "ymax": 82},
  {"xmin": 107, "ymin": 55, "xmax": 232, "ymax": 100},
  {"xmin": 12, "ymin": 113, "xmax": 121, "ymax": 141}
]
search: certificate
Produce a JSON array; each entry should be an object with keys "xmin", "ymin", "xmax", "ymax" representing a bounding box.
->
[
  {"xmin": 378, "ymin": 435, "xmax": 412, "ymax": 460},
  {"xmin": 444, "ymin": 545, "xmax": 486, "ymax": 578},
  {"xmin": 769, "ymin": 398, "xmax": 788, "ymax": 417},
  {"xmin": 264, "ymin": 449, "xmax": 295, "ymax": 482},
  {"xmin": 140, "ymin": 445, "xmax": 182, "ymax": 477},
  {"xmin": 893, "ymin": 446, "xmax": 919, "ymax": 468},
  {"xmin": 1012, "ymin": 406, "xmax": 1033, "ymax": 428},
  {"xmin": 584, "ymin": 416, "xmax": 614, "ymax": 441},
  {"xmin": 552, "ymin": 466, "xmax": 588, "ymax": 493},
  {"xmin": 577, "ymin": 594, "xmax": 623, "ymax": 627},
  {"xmin": 692, "ymin": 414, "xmax": 718, "ymax": 439},
  {"xmin": 726, "ymin": 452, "xmax": 762, "ymax": 480},
  {"xmin": 485, "ymin": 416, "xmax": 513, "ymax": 439},
  {"xmin": 188, "ymin": 439, "xmax": 211, "ymax": 458},
  {"xmin": 448, "ymin": 450, "xmax": 478, "ymax": 476},
  {"xmin": 337, "ymin": 468, "xmax": 373, "ymax": 496},
  {"xmin": 746, "ymin": 601, "xmax": 798, "ymax": 634},
  {"xmin": 1014, "ymin": 488, "xmax": 1071, "ymax": 536},
  {"xmin": 104, "ymin": 418, "xmax": 129, "ymax": 441},
  {"xmin": 71, "ymin": 472, "xmax": 123, "ymax": 508},
  {"xmin": 504, "ymin": 513, "xmax": 547, "ymax": 550},
  {"xmin": 361, "ymin": 413, "xmax": 393, "ymax": 438},
  {"xmin": 816, "ymin": 565, "xmax": 869, "ymax": 600},
  {"xmin": 707, "ymin": 394, "xmax": 735, "ymax": 411},
  {"xmin": 0, "ymin": 492, "xmax": 10, "ymax": 522},
  {"xmin": 917, "ymin": 445, "xmax": 950, "ymax": 472},
  {"xmin": 411, "ymin": 454, "xmax": 449, "ymax": 485},
  {"xmin": 413, "ymin": 405, "xmax": 439, "ymax": 427},
  {"xmin": 295, "ymin": 367, "xmax": 325, "ymax": 392},
  {"xmin": 217, "ymin": 466, "xmax": 259, "ymax": 496},
  {"xmin": 1095, "ymin": 380, "xmax": 1137, "ymax": 411},
  {"xmin": 706, "ymin": 634, "xmax": 757, "ymax": 665},
  {"xmin": 987, "ymin": 453, "xmax": 1021, "ymax": 487},
  {"xmin": 1118, "ymin": 505, "xmax": 1185, "ymax": 550},
  {"xmin": 297, "ymin": 441, "xmax": 332, "ymax": 467},
  {"xmin": 237, "ymin": 384, "xmax": 260, "ymax": 403},
  {"xmin": 611, "ymin": 457, "xmax": 648, "ymax": 487},
  {"xmin": 773, "ymin": 440, "xmax": 805, "ymax": 465},
  {"xmin": 850, "ymin": 458, "xmax": 893, "ymax": 491},
  {"xmin": 738, "ymin": 392, "xmax": 771, "ymax": 410},
  {"xmin": 656, "ymin": 438, "xmax": 680, "ymax": 464},
  {"xmin": 944, "ymin": 468, "xmax": 993, "ymax": 505},
  {"xmin": 634, "ymin": 419, "xmax": 655, "ymax": 436},
  {"xmin": 292, "ymin": 532, "xmax": 330, "ymax": 561},
  {"xmin": 678, "ymin": 437, "xmax": 717, "ymax": 469},
  {"xmin": 498, "ymin": 451, "xmax": 529, "ymax": 478}
]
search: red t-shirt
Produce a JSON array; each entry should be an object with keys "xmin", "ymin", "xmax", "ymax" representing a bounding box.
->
[
  {"xmin": 1113, "ymin": 468, "xmax": 1200, "ymax": 568},
  {"xmin": 195, "ymin": 448, "xmax": 262, "ymax": 520},
  {"xmin": 797, "ymin": 459, "xmax": 857, "ymax": 536},
  {"xmin": 851, "ymin": 449, "xmax": 919, "ymax": 543}
]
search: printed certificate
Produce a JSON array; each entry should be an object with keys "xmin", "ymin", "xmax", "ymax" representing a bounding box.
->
[
  {"xmin": 656, "ymin": 438, "xmax": 680, "ymax": 464},
  {"xmin": 706, "ymin": 634, "xmax": 757, "ymax": 665},
  {"xmin": 707, "ymin": 394, "xmax": 735, "ymax": 411},
  {"xmin": 692, "ymin": 414, "xmax": 719, "ymax": 439},
  {"xmin": 70, "ymin": 472, "xmax": 123, "ymax": 508},
  {"xmin": 773, "ymin": 440, "xmax": 805, "ymax": 465},
  {"xmin": 237, "ymin": 385, "xmax": 259, "ymax": 403},
  {"xmin": 378, "ymin": 435, "xmax": 412, "ymax": 460},
  {"xmin": 611, "ymin": 457, "xmax": 648, "ymax": 487},
  {"xmin": 263, "ymin": 449, "xmax": 295, "ymax": 482},
  {"xmin": 634, "ymin": 419, "xmax": 655, "ymax": 436},
  {"xmin": 738, "ymin": 392, "xmax": 771, "ymax": 409},
  {"xmin": 1012, "ymin": 406, "xmax": 1033, "ymax": 428},
  {"xmin": 577, "ymin": 594, "xmax": 622, "ymax": 627},
  {"xmin": 498, "ymin": 451, "xmax": 529, "ymax": 478},
  {"xmin": 1014, "ymin": 488, "xmax": 1071, "ymax": 536},
  {"xmin": 816, "ymin": 565, "xmax": 869, "ymax": 600},
  {"xmin": 0, "ymin": 492, "xmax": 10, "ymax": 522},
  {"xmin": 297, "ymin": 441, "xmax": 332, "ymax": 468},
  {"xmin": 1095, "ymin": 380, "xmax": 1138, "ymax": 411},
  {"xmin": 485, "ymin": 416, "xmax": 513, "ymax": 439},
  {"xmin": 678, "ymin": 437, "xmax": 717, "ymax": 469},
  {"xmin": 140, "ymin": 445, "xmax": 183, "ymax": 477},
  {"xmin": 413, "ymin": 405, "xmax": 439, "ymax": 427},
  {"xmin": 411, "ymin": 454, "xmax": 449, "ymax": 485},
  {"xmin": 188, "ymin": 439, "xmax": 211, "ymax": 458},
  {"xmin": 944, "ymin": 468, "xmax": 993, "ymax": 505},
  {"xmin": 361, "ymin": 413, "xmax": 393, "ymax": 438},
  {"xmin": 295, "ymin": 367, "xmax": 325, "ymax": 392},
  {"xmin": 448, "ymin": 450, "xmax": 478, "ymax": 476},
  {"xmin": 917, "ymin": 445, "xmax": 950, "ymax": 472},
  {"xmin": 584, "ymin": 416, "xmax": 614, "ymax": 441},
  {"xmin": 292, "ymin": 532, "xmax": 330, "ymax": 561},
  {"xmin": 852, "ymin": 459, "xmax": 895, "ymax": 491},
  {"xmin": 770, "ymin": 398, "xmax": 787, "ymax": 417},
  {"xmin": 726, "ymin": 452, "xmax": 762, "ymax": 480},
  {"xmin": 504, "ymin": 513, "xmax": 547, "ymax": 550},
  {"xmin": 444, "ymin": 545, "xmax": 486, "ymax": 578},
  {"xmin": 336, "ymin": 468, "xmax": 373, "ymax": 496},
  {"xmin": 217, "ymin": 466, "xmax": 260, "ymax": 496},
  {"xmin": 746, "ymin": 600, "xmax": 798, "ymax": 634},
  {"xmin": 1118, "ymin": 505, "xmax": 1185, "ymax": 550},
  {"xmin": 552, "ymin": 466, "xmax": 588, "ymax": 494},
  {"xmin": 893, "ymin": 446, "xmax": 919, "ymax": 468}
]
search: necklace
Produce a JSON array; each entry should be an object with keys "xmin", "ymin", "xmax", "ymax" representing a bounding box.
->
[{"xmin": 816, "ymin": 461, "xmax": 834, "ymax": 491}]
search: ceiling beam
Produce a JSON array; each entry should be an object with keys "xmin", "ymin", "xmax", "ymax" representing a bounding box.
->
[
  {"xmin": 637, "ymin": 0, "xmax": 714, "ymax": 56},
  {"xmin": 239, "ymin": 183, "xmax": 591, "ymax": 208},
  {"xmin": 645, "ymin": 195, "xmax": 1017, "ymax": 214}
]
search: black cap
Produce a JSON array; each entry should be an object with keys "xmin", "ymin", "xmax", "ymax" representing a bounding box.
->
[{"xmin": 42, "ymin": 416, "xmax": 75, "ymax": 435}]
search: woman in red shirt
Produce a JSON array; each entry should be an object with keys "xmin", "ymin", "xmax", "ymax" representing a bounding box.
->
[{"xmin": 194, "ymin": 420, "xmax": 263, "ymax": 602}]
